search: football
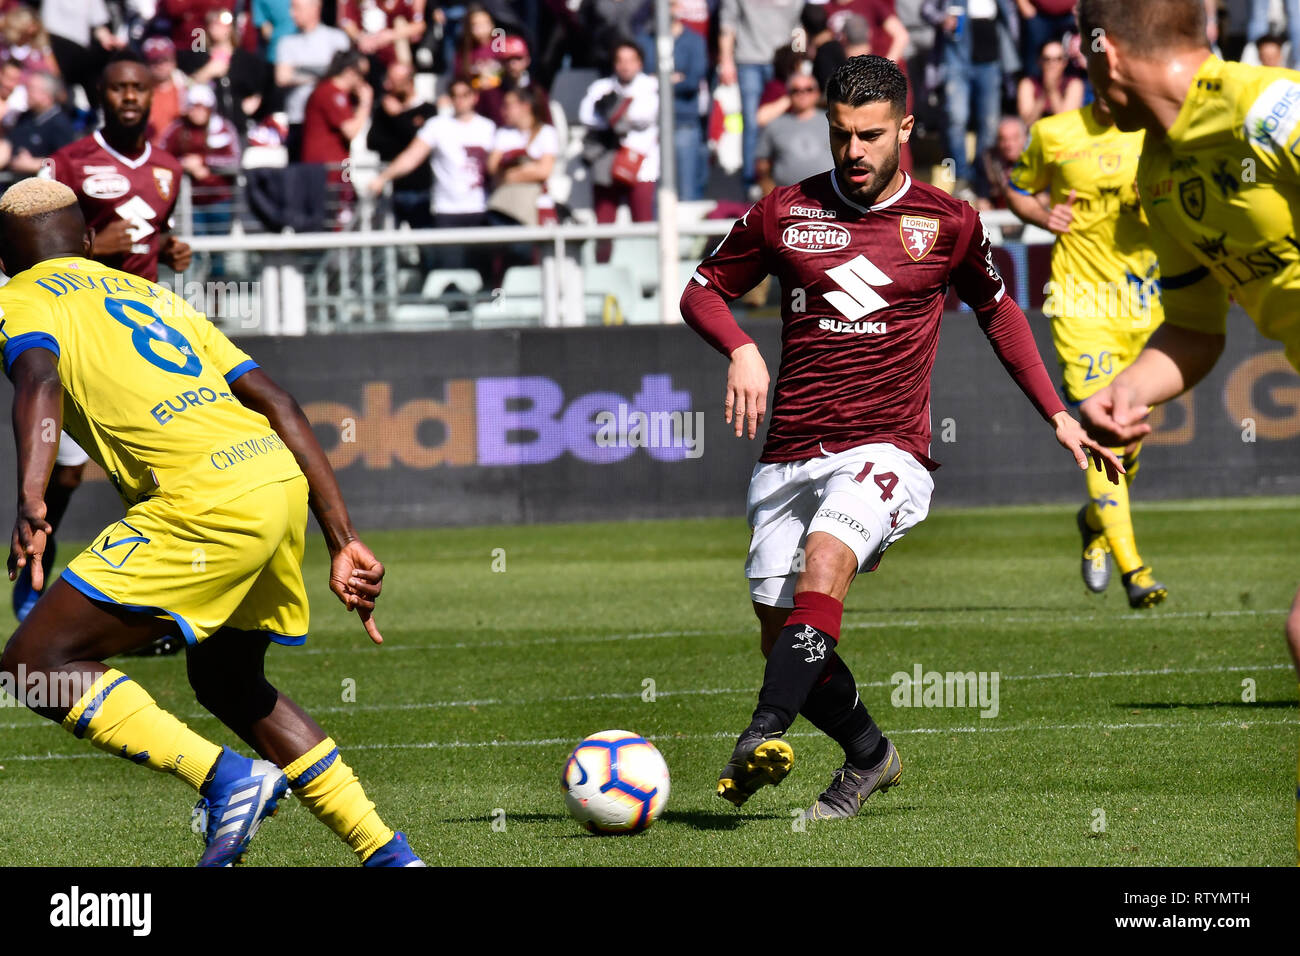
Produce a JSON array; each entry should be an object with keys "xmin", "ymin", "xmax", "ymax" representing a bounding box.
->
[{"xmin": 562, "ymin": 730, "xmax": 670, "ymax": 834}]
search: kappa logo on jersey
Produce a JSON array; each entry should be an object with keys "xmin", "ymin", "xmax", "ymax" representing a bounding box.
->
[
  {"xmin": 792, "ymin": 625, "xmax": 826, "ymax": 663},
  {"xmin": 900, "ymin": 215, "xmax": 939, "ymax": 261},
  {"xmin": 1244, "ymin": 79, "xmax": 1300, "ymax": 152},
  {"xmin": 83, "ymin": 171, "xmax": 131, "ymax": 200},
  {"xmin": 789, "ymin": 205, "xmax": 837, "ymax": 219},
  {"xmin": 152, "ymin": 167, "xmax": 174, "ymax": 202},
  {"xmin": 783, "ymin": 221, "xmax": 851, "ymax": 253}
]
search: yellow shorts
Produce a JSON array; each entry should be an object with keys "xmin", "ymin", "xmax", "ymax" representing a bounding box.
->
[
  {"xmin": 62, "ymin": 474, "xmax": 311, "ymax": 646},
  {"xmin": 1055, "ymin": 325, "xmax": 1160, "ymax": 405}
]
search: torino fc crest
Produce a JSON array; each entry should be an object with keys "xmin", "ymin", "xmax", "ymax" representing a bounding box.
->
[
  {"xmin": 153, "ymin": 167, "xmax": 174, "ymax": 201},
  {"xmin": 900, "ymin": 215, "xmax": 939, "ymax": 261}
]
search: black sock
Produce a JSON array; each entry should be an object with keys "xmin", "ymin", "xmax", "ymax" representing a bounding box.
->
[
  {"xmin": 800, "ymin": 654, "xmax": 885, "ymax": 767},
  {"xmin": 748, "ymin": 621, "xmax": 838, "ymax": 736}
]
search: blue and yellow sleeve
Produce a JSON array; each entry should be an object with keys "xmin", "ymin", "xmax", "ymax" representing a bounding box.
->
[
  {"xmin": 1009, "ymin": 122, "xmax": 1051, "ymax": 197},
  {"xmin": 0, "ymin": 301, "xmax": 61, "ymax": 378}
]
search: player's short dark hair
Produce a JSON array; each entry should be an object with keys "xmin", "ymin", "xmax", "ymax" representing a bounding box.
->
[
  {"xmin": 100, "ymin": 48, "xmax": 149, "ymax": 82},
  {"xmin": 1077, "ymin": 0, "xmax": 1209, "ymax": 55},
  {"xmin": 825, "ymin": 55, "xmax": 908, "ymax": 117}
]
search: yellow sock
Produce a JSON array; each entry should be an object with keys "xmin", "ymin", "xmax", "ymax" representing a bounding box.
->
[
  {"xmin": 1123, "ymin": 443, "xmax": 1141, "ymax": 487},
  {"xmin": 1086, "ymin": 444, "xmax": 1144, "ymax": 574},
  {"xmin": 284, "ymin": 738, "xmax": 393, "ymax": 862},
  {"xmin": 62, "ymin": 669, "xmax": 222, "ymax": 791}
]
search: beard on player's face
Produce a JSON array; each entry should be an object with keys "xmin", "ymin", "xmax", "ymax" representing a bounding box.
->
[
  {"xmin": 837, "ymin": 140, "xmax": 901, "ymax": 208},
  {"xmin": 106, "ymin": 110, "xmax": 149, "ymax": 139}
]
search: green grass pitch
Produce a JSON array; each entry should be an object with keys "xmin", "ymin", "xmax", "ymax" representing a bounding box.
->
[{"xmin": 0, "ymin": 498, "xmax": 1296, "ymax": 866}]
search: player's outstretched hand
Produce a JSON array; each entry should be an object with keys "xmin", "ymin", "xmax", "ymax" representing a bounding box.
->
[
  {"xmin": 329, "ymin": 539, "xmax": 386, "ymax": 644},
  {"xmin": 1051, "ymin": 410, "xmax": 1124, "ymax": 484},
  {"xmin": 8, "ymin": 498, "xmax": 51, "ymax": 588},
  {"xmin": 725, "ymin": 342, "xmax": 769, "ymax": 439},
  {"xmin": 1077, "ymin": 382, "xmax": 1152, "ymax": 446}
]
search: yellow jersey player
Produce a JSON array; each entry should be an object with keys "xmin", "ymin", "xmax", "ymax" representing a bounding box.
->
[
  {"xmin": 0, "ymin": 178, "xmax": 422, "ymax": 867},
  {"xmin": 1075, "ymin": 0, "xmax": 1300, "ymax": 861},
  {"xmin": 1007, "ymin": 96, "xmax": 1168, "ymax": 608}
]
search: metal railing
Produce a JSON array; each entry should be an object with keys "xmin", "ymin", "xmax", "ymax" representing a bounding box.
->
[{"xmin": 170, "ymin": 173, "xmax": 1048, "ymax": 336}]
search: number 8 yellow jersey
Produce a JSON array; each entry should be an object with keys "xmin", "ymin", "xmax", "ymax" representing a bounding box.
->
[
  {"xmin": 1139, "ymin": 56, "xmax": 1300, "ymax": 372},
  {"xmin": 0, "ymin": 256, "xmax": 302, "ymax": 507}
]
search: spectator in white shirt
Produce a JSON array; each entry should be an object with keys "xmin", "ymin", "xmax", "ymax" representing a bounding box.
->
[
  {"xmin": 369, "ymin": 76, "xmax": 497, "ymax": 275},
  {"xmin": 579, "ymin": 40, "xmax": 659, "ymax": 262},
  {"xmin": 486, "ymin": 85, "xmax": 560, "ymax": 275}
]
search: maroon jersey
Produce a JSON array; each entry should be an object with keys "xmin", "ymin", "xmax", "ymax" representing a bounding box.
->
[
  {"xmin": 45, "ymin": 132, "xmax": 183, "ymax": 282},
  {"xmin": 691, "ymin": 172, "xmax": 1007, "ymax": 468},
  {"xmin": 301, "ymin": 80, "xmax": 355, "ymax": 166}
]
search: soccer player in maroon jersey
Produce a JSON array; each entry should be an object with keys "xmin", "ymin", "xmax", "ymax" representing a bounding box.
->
[
  {"xmin": 681, "ymin": 56, "xmax": 1123, "ymax": 821},
  {"xmin": 12, "ymin": 51, "xmax": 195, "ymax": 635}
]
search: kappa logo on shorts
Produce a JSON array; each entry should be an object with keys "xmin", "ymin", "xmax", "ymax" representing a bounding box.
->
[
  {"xmin": 816, "ymin": 508, "xmax": 872, "ymax": 543},
  {"xmin": 91, "ymin": 519, "xmax": 150, "ymax": 568},
  {"xmin": 792, "ymin": 625, "xmax": 826, "ymax": 663}
]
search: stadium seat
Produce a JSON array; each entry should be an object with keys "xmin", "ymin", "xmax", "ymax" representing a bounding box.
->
[
  {"xmin": 624, "ymin": 293, "xmax": 662, "ymax": 325},
  {"xmin": 608, "ymin": 236, "xmax": 659, "ymax": 296},
  {"xmin": 549, "ymin": 68, "xmax": 600, "ymax": 124},
  {"xmin": 472, "ymin": 265, "xmax": 544, "ymax": 327},
  {"xmin": 422, "ymin": 269, "xmax": 484, "ymax": 298},
  {"xmin": 392, "ymin": 302, "xmax": 454, "ymax": 327},
  {"xmin": 582, "ymin": 264, "xmax": 637, "ymax": 324}
]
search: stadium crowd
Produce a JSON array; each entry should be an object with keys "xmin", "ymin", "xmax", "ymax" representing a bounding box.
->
[{"xmin": 0, "ymin": 0, "xmax": 1293, "ymax": 235}]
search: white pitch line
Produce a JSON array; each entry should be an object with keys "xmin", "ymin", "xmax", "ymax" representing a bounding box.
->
[
  {"xmin": 345, "ymin": 716, "xmax": 1300, "ymax": 751},
  {"xmin": 0, "ymin": 661, "xmax": 1292, "ymax": 732},
  {"xmin": 280, "ymin": 608, "xmax": 1288, "ymax": 655},
  {"xmin": 2, "ymin": 715, "xmax": 1296, "ymax": 763},
  {"xmin": 284, "ymin": 619, "xmax": 922, "ymax": 655}
]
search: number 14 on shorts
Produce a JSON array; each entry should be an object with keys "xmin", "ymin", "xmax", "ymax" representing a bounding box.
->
[{"xmin": 854, "ymin": 460, "xmax": 899, "ymax": 503}]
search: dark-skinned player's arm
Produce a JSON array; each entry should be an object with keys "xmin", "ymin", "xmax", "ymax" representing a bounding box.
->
[
  {"xmin": 951, "ymin": 209, "xmax": 1123, "ymax": 484},
  {"xmin": 6, "ymin": 347, "xmax": 60, "ymax": 589},
  {"xmin": 680, "ymin": 199, "xmax": 773, "ymax": 439},
  {"xmin": 230, "ymin": 367, "xmax": 386, "ymax": 644}
]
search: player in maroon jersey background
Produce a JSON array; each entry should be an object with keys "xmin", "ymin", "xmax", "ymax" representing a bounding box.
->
[
  {"xmin": 681, "ymin": 56, "xmax": 1122, "ymax": 821},
  {"xmin": 47, "ymin": 52, "xmax": 192, "ymax": 283},
  {"xmin": 12, "ymin": 52, "xmax": 194, "ymax": 640}
]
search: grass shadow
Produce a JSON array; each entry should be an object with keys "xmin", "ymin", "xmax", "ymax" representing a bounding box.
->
[{"xmin": 659, "ymin": 809, "xmax": 788, "ymax": 830}]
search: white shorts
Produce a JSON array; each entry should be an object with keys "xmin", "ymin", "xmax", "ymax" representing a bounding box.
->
[
  {"xmin": 746, "ymin": 442, "xmax": 934, "ymax": 608},
  {"xmin": 56, "ymin": 432, "xmax": 89, "ymax": 468}
]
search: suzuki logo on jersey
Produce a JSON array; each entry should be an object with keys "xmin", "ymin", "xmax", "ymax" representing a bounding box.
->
[
  {"xmin": 783, "ymin": 221, "xmax": 851, "ymax": 252},
  {"xmin": 819, "ymin": 318, "xmax": 887, "ymax": 334},
  {"xmin": 900, "ymin": 215, "xmax": 939, "ymax": 261},
  {"xmin": 789, "ymin": 205, "xmax": 837, "ymax": 219}
]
